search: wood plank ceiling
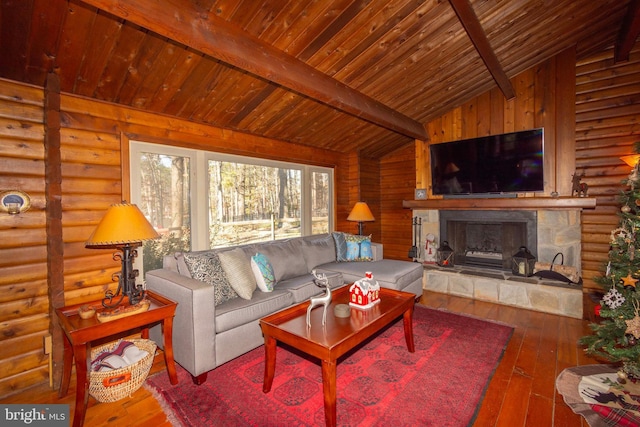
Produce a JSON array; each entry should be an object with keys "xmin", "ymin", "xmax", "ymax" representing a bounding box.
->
[{"xmin": 0, "ymin": 0, "xmax": 635, "ymax": 158}]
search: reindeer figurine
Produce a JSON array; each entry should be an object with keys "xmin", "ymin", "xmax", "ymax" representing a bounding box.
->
[
  {"xmin": 306, "ymin": 270, "xmax": 332, "ymax": 327},
  {"xmin": 572, "ymin": 171, "xmax": 589, "ymax": 197}
]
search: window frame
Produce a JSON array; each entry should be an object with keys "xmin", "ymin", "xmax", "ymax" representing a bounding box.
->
[{"xmin": 130, "ymin": 140, "xmax": 334, "ymax": 252}]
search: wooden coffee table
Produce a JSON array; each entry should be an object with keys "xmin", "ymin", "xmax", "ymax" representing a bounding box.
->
[{"xmin": 260, "ymin": 285, "xmax": 415, "ymax": 427}]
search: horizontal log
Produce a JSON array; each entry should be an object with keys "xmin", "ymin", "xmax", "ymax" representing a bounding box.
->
[
  {"xmin": 61, "ymin": 194, "xmax": 123, "ymax": 211},
  {"xmin": 0, "ymin": 211, "xmax": 46, "ymax": 232},
  {"xmin": 0, "ymin": 117, "xmax": 44, "ymax": 140},
  {"xmin": 582, "ymin": 252, "xmax": 611, "ymax": 263},
  {"xmin": 61, "ymin": 127, "xmax": 120, "ymax": 149},
  {"xmin": 61, "ymin": 177, "xmax": 120, "ymax": 195},
  {"xmin": 0, "ymin": 139, "xmax": 44, "ymax": 160},
  {"xmin": 0, "ymin": 263, "xmax": 47, "ymax": 286},
  {"xmin": 0, "ymin": 314, "xmax": 49, "ymax": 342},
  {"xmin": 0, "ymin": 101, "xmax": 44, "ymax": 123},
  {"xmin": 0, "ymin": 229, "xmax": 46, "ymax": 250},
  {"xmin": 582, "ymin": 242, "xmax": 612, "ymax": 254},
  {"xmin": 0, "ymin": 157, "xmax": 45, "ymax": 176},
  {"xmin": 62, "ymin": 212, "xmax": 105, "ymax": 229},
  {"xmin": 0, "ymin": 280, "xmax": 48, "ymax": 304},
  {"xmin": 63, "ymin": 285, "xmax": 121, "ymax": 306},
  {"xmin": 62, "ymin": 162, "xmax": 121, "ymax": 180},
  {"xmin": 61, "ymin": 145, "xmax": 121, "ymax": 166},
  {"xmin": 0, "ymin": 78, "xmax": 44, "ymax": 106},
  {"xmin": 0, "ymin": 349, "xmax": 47, "ymax": 379},
  {"xmin": 0, "ymin": 296, "xmax": 49, "ymax": 323},
  {"xmin": 0, "ymin": 365, "xmax": 48, "ymax": 398},
  {"xmin": 64, "ymin": 267, "xmax": 120, "ymax": 289}
]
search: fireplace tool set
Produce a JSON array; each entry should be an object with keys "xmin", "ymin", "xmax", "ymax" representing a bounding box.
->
[{"xmin": 409, "ymin": 217, "xmax": 422, "ymax": 261}]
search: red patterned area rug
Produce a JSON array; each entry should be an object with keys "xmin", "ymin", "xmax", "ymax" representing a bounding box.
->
[{"xmin": 145, "ymin": 305, "xmax": 513, "ymax": 427}]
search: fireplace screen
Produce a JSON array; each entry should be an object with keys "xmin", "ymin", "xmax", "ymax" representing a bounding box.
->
[
  {"xmin": 439, "ymin": 210, "xmax": 537, "ymax": 270},
  {"xmin": 465, "ymin": 223, "xmax": 503, "ymax": 266}
]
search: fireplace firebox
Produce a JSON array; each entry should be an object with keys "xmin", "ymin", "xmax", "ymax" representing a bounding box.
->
[{"xmin": 439, "ymin": 210, "xmax": 537, "ymax": 270}]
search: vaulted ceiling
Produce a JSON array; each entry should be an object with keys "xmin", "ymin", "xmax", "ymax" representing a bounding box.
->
[{"xmin": 1, "ymin": 0, "xmax": 638, "ymax": 157}]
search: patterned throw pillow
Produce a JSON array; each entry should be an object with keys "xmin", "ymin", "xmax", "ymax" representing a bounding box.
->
[
  {"xmin": 332, "ymin": 232, "xmax": 349, "ymax": 262},
  {"xmin": 345, "ymin": 234, "xmax": 373, "ymax": 261},
  {"xmin": 182, "ymin": 252, "xmax": 238, "ymax": 306},
  {"xmin": 251, "ymin": 252, "xmax": 276, "ymax": 292}
]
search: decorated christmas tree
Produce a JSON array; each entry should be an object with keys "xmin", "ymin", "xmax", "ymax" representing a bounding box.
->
[{"xmin": 581, "ymin": 143, "xmax": 640, "ymax": 379}]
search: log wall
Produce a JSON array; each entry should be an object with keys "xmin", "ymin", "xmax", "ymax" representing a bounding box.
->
[
  {"xmin": 576, "ymin": 46, "xmax": 640, "ymax": 293},
  {"xmin": 0, "ymin": 79, "xmax": 49, "ymax": 397},
  {"xmin": 393, "ymin": 50, "xmax": 577, "ymax": 262},
  {"xmin": 416, "ymin": 48, "xmax": 577, "ymax": 199},
  {"xmin": 0, "ymin": 77, "xmax": 349, "ymax": 397},
  {"xmin": 380, "ymin": 144, "xmax": 416, "ymax": 259}
]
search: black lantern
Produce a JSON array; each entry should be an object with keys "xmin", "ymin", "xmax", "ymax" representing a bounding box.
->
[
  {"xmin": 437, "ymin": 241, "xmax": 454, "ymax": 267},
  {"xmin": 512, "ymin": 246, "xmax": 536, "ymax": 277}
]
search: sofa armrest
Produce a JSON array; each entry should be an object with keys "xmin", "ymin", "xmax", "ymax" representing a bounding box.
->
[
  {"xmin": 145, "ymin": 269, "xmax": 217, "ymax": 377},
  {"xmin": 371, "ymin": 242, "xmax": 383, "ymax": 261}
]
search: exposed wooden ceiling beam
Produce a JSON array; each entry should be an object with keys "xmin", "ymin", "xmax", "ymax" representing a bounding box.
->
[
  {"xmin": 78, "ymin": 0, "xmax": 428, "ymax": 141},
  {"xmin": 615, "ymin": 0, "xmax": 640, "ymax": 62},
  {"xmin": 448, "ymin": 0, "xmax": 515, "ymax": 100}
]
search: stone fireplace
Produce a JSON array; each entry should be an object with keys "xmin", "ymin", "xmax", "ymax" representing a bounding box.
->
[{"xmin": 414, "ymin": 208, "xmax": 583, "ymax": 318}]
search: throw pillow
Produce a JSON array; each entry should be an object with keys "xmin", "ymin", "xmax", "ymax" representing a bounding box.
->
[
  {"xmin": 345, "ymin": 234, "xmax": 373, "ymax": 261},
  {"xmin": 251, "ymin": 252, "xmax": 276, "ymax": 292},
  {"xmin": 182, "ymin": 252, "xmax": 238, "ymax": 306},
  {"xmin": 332, "ymin": 232, "xmax": 349, "ymax": 262},
  {"xmin": 259, "ymin": 239, "xmax": 308, "ymax": 282},
  {"xmin": 174, "ymin": 252, "xmax": 192, "ymax": 278},
  {"xmin": 217, "ymin": 248, "xmax": 257, "ymax": 299},
  {"xmin": 302, "ymin": 235, "xmax": 336, "ymax": 270}
]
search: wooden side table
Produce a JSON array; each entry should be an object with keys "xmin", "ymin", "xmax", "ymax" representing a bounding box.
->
[{"xmin": 56, "ymin": 290, "xmax": 178, "ymax": 427}]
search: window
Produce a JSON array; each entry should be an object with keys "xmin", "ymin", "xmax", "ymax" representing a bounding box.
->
[{"xmin": 130, "ymin": 141, "xmax": 333, "ymax": 274}]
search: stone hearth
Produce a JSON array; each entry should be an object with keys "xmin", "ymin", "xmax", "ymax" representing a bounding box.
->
[{"xmin": 414, "ymin": 209, "xmax": 583, "ymax": 318}]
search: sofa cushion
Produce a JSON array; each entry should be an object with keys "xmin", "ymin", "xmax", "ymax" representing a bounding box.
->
[
  {"xmin": 259, "ymin": 239, "xmax": 308, "ymax": 282},
  {"xmin": 215, "ymin": 290, "xmax": 293, "ymax": 333},
  {"xmin": 332, "ymin": 232, "xmax": 348, "ymax": 262},
  {"xmin": 217, "ymin": 248, "xmax": 257, "ymax": 299},
  {"xmin": 345, "ymin": 234, "xmax": 373, "ymax": 261},
  {"xmin": 251, "ymin": 252, "xmax": 275, "ymax": 292},
  {"xmin": 182, "ymin": 252, "xmax": 238, "ymax": 306},
  {"xmin": 315, "ymin": 259, "xmax": 423, "ymax": 291},
  {"xmin": 276, "ymin": 272, "xmax": 344, "ymax": 303},
  {"xmin": 302, "ymin": 235, "xmax": 336, "ymax": 270}
]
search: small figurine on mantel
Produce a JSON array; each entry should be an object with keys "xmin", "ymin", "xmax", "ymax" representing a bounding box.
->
[{"xmin": 572, "ymin": 171, "xmax": 588, "ymax": 197}]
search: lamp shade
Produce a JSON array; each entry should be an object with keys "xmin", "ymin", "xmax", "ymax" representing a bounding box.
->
[
  {"xmin": 347, "ymin": 202, "xmax": 375, "ymax": 222},
  {"xmin": 86, "ymin": 202, "xmax": 159, "ymax": 247},
  {"xmin": 621, "ymin": 154, "xmax": 640, "ymax": 167}
]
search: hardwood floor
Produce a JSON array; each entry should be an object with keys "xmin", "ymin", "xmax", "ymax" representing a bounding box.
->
[{"xmin": 2, "ymin": 290, "xmax": 596, "ymax": 426}]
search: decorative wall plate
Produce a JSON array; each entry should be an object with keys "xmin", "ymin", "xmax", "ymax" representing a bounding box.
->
[
  {"xmin": 415, "ymin": 188, "xmax": 427, "ymax": 200},
  {"xmin": 0, "ymin": 190, "xmax": 31, "ymax": 214}
]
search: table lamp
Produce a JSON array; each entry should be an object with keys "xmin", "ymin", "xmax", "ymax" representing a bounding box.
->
[
  {"xmin": 347, "ymin": 202, "xmax": 375, "ymax": 235},
  {"xmin": 86, "ymin": 202, "xmax": 159, "ymax": 308}
]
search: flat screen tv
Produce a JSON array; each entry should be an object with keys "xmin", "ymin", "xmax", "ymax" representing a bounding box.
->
[{"xmin": 429, "ymin": 128, "xmax": 544, "ymax": 196}]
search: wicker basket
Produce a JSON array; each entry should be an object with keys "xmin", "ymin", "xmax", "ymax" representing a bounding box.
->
[{"xmin": 89, "ymin": 338, "xmax": 157, "ymax": 402}]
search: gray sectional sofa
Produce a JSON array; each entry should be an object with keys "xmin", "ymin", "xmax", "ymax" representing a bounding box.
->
[{"xmin": 146, "ymin": 233, "xmax": 423, "ymax": 384}]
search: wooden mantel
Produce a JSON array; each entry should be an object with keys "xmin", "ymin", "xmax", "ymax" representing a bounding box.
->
[{"xmin": 402, "ymin": 196, "xmax": 596, "ymax": 210}]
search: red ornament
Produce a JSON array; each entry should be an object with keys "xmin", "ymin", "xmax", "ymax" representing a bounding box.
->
[{"xmin": 595, "ymin": 304, "xmax": 601, "ymax": 316}]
